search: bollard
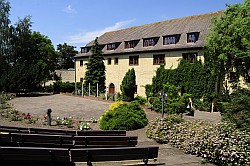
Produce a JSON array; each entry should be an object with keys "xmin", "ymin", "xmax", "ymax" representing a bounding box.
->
[{"xmin": 47, "ymin": 108, "xmax": 52, "ymax": 126}]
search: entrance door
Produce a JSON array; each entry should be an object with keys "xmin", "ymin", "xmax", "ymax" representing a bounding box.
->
[{"xmin": 109, "ymin": 83, "xmax": 115, "ymax": 94}]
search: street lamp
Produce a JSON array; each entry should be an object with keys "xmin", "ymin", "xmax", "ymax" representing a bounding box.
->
[{"xmin": 158, "ymin": 91, "xmax": 168, "ymax": 118}]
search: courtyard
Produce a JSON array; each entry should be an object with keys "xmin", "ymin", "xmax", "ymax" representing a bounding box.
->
[{"xmin": 0, "ymin": 94, "xmax": 216, "ymax": 166}]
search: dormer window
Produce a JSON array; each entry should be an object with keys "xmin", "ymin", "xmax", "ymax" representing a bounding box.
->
[
  {"xmin": 163, "ymin": 34, "xmax": 180, "ymax": 45},
  {"xmin": 107, "ymin": 43, "xmax": 120, "ymax": 50},
  {"xmin": 125, "ymin": 40, "xmax": 139, "ymax": 49},
  {"xmin": 187, "ymin": 32, "xmax": 199, "ymax": 43},
  {"xmin": 143, "ymin": 37, "xmax": 159, "ymax": 47},
  {"xmin": 81, "ymin": 47, "xmax": 89, "ymax": 53}
]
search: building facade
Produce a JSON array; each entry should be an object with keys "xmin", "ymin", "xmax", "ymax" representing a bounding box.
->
[{"xmin": 75, "ymin": 11, "xmax": 222, "ymax": 96}]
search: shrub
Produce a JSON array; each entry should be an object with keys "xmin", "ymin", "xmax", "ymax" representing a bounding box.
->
[
  {"xmin": 146, "ymin": 114, "xmax": 183, "ymax": 143},
  {"xmin": 151, "ymin": 83, "xmax": 191, "ymax": 114},
  {"xmin": 221, "ymin": 88, "xmax": 250, "ymax": 131},
  {"xmin": 146, "ymin": 117, "xmax": 250, "ymax": 165},
  {"xmin": 134, "ymin": 95, "xmax": 147, "ymax": 105},
  {"xmin": 109, "ymin": 100, "xmax": 124, "ymax": 110},
  {"xmin": 120, "ymin": 68, "xmax": 136, "ymax": 101},
  {"xmin": 99, "ymin": 101, "xmax": 148, "ymax": 130}
]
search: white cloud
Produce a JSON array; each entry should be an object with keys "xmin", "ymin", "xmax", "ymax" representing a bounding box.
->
[
  {"xmin": 64, "ymin": 5, "xmax": 77, "ymax": 14},
  {"xmin": 67, "ymin": 19, "xmax": 136, "ymax": 45}
]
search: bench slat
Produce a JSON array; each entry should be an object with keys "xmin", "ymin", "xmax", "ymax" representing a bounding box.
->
[
  {"xmin": 71, "ymin": 146, "xmax": 159, "ymax": 162},
  {"xmin": 0, "ymin": 126, "xmax": 126, "ymax": 136}
]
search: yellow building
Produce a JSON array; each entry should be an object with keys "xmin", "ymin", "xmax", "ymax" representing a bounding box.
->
[{"xmin": 75, "ymin": 11, "xmax": 222, "ymax": 97}]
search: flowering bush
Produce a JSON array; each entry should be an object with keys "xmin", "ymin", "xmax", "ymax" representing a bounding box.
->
[
  {"xmin": 146, "ymin": 114, "xmax": 183, "ymax": 143},
  {"xmin": 79, "ymin": 121, "xmax": 90, "ymax": 130},
  {"xmin": 22, "ymin": 112, "xmax": 37, "ymax": 124},
  {"xmin": 146, "ymin": 117, "xmax": 250, "ymax": 165},
  {"xmin": 56, "ymin": 116, "xmax": 73, "ymax": 128}
]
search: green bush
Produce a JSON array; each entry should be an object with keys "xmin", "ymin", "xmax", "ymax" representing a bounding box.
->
[
  {"xmin": 146, "ymin": 117, "xmax": 250, "ymax": 166},
  {"xmin": 134, "ymin": 95, "xmax": 147, "ymax": 105},
  {"xmin": 151, "ymin": 83, "xmax": 191, "ymax": 114},
  {"xmin": 120, "ymin": 68, "xmax": 136, "ymax": 101},
  {"xmin": 45, "ymin": 81, "xmax": 75, "ymax": 93},
  {"xmin": 221, "ymin": 88, "xmax": 250, "ymax": 131},
  {"xmin": 99, "ymin": 101, "xmax": 148, "ymax": 130}
]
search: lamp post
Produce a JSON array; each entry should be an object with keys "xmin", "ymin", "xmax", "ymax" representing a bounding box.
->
[{"xmin": 159, "ymin": 91, "xmax": 168, "ymax": 118}]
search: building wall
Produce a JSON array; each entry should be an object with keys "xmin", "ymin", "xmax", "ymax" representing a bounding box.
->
[
  {"xmin": 75, "ymin": 49, "xmax": 204, "ymax": 96},
  {"xmin": 45, "ymin": 69, "xmax": 75, "ymax": 86}
]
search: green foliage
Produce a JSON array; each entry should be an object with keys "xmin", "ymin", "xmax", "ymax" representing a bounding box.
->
[
  {"xmin": 56, "ymin": 43, "xmax": 77, "ymax": 69},
  {"xmin": 147, "ymin": 118, "xmax": 250, "ymax": 165},
  {"xmin": 99, "ymin": 101, "xmax": 148, "ymax": 130},
  {"xmin": 206, "ymin": 0, "xmax": 250, "ymax": 95},
  {"xmin": 147, "ymin": 59, "xmax": 215, "ymax": 112},
  {"xmin": 134, "ymin": 95, "xmax": 147, "ymax": 105},
  {"xmin": 221, "ymin": 88, "xmax": 250, "ymax": 131},
  {"xmin": 145, "ymin": 84, "xmax": 153, "ymax": 99},
  {"xmin": 51, "ymin": 81, "xmax": 75, "ymax": 93},
  {"xmin": 0, "ymin": 10, "xmax": 58, "ymax": 92},
  {"xmin": 120, "ymin": 68, "xmax": 136, "ymax": 101},
  {"xmin": 84, "ymin": 37, "xmax": 106, "ymax": 93},
  {"xmin": 151, "ymin": 83, "xmax": 191, "ymax": 114}
]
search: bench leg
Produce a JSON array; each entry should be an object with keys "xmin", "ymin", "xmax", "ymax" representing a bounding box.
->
[
  {"xmin": 87, "ymin": 161, "xmax": 93, "ymax": 166},
  {"xmin": 143, "ymin": 159, "xmax": 148, "ymax": 165}
]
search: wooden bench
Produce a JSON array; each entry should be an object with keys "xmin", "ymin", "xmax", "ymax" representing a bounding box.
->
[
  {"xmin": 0, "ymin": 146, "xmax": 74, "ymax": 166},
  {"xmin": 71, "ymin": 146, "xmax": 159, "ymax": 165},
  {"xmin": 0, "ymin": 133, "xmax": 138, "ymax": 148},
  {"xmin": 0, "ymin": 146, "xmax": 159, "ymax": 166},
  {"xmin": 0, "ymin": 126, "xmax": 160, "ymax": 165},
  {"xmin": 0, "ymin": 125, "xmax": 126, "ymax": 136}
]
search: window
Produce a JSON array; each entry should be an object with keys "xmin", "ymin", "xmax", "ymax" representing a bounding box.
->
[
  {"xmin": 114, "ymin": 57, "xmax": 118, "ymax": 65},
  {"xmin": 182, "ymin": 53, "xmax": 197, "ymax": 63},
  {"xmin": 125, "ymin": 40, "xmax": 139, "ymax": 49},
  {"xmin": 163, "ymin": 35, "xmax": 180, "ymax": 45},
  {"xmin": 153, "ymin": 54, "xmax": 165, "ymax": 65},
  {"xmin": 80, "ymin": 60, "xmax": 83, "ymax": 66},
  {"xmin": 80, "ymin": 77, "xmax": 83, "ymax": 82},
  {"xmin": 81, "ymin": 47, "xmax": 89, "ymax": 53},
  {"xmin": 129, "ymin": 56, "xmax": 139, "ymax": 65},
  {"xmin": 107, "ymin": 43, "xmax": 117, "ymax": 50},
  {"xmin": 229, "ymin": 71, "xmax": 237, "ymax": 82},
  {"xmin": 187, "ymin": 32, "xmax": 199, "ymax": 43},
  {"xmin": 107, "ymin": 58, "xmax": 112, "ymax": 65},
  {"xmin": 143, "ymin": 38, "xmax": 158, "ymax": 47}
]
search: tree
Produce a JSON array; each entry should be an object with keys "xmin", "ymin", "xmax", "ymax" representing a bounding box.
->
[
  {"xmin": 84, "ymin": 37, "xmax": 106, "ymax": 94},
  {"xmin": 56, "ymin": 43, "xmax": 77, "ymax": 69},
  {"xmin": 7, "ymin": 17, "xmax": 57, "ymax": 91},
  {"xmin": 0, "ymin": 0, "xmax": 11, "ymax": 91},
  {"xmin": 205, "ymin": 0, "xmax": 250, "ymax": 96},
  {"xmin": 120, "ymin": 68, "xmax": 136, "ymax": 101}
]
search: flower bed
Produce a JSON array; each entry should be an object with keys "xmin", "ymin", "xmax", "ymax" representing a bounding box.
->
[{"xmin": 146, "ymin": 116, "xmax": 250, "ymax": 165}]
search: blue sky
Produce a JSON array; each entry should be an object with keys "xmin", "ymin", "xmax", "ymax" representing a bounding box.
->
[{"xmin": 8, "ymin": 0, "xmax": 244, "ymax": 51}]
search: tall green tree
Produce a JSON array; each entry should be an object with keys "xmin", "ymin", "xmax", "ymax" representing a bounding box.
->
[
  {"xmin": 56, "ymin": 43, "xmax": 77, "ymax": 69},
  {"xmin": 206, "ymin": 0, "xmax": 250, "ymax": 96},
  {"xmin": 7, "ymin": 17, "xmax": 57, "ymax": 91},
  {"xmin": 84, "ymin": 37, "xmax": 106, "ymax": 94},
  {"xmin": 120, "ymin": 68, "xmax": 136, "ymax": 101},
  {"xmin": 0, "ymin": 0, "xmax": 11, "ymax": 91}
]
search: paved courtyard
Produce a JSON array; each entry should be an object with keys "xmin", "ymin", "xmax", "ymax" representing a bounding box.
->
[
  {"xmin": 6, "ymin": 94, "xmax": 215, "ymax": 166},
  {"xmin": 10, "ymin": 94, "xmax": 110, "ymax": 120}
]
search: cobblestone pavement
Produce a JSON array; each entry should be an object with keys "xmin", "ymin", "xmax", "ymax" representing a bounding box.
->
[{"xmin": 6, "ymin": 94, "xmax": 216, "ymax": 166}]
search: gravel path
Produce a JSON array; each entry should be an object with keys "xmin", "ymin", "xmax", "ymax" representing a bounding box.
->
[{"xmin": 9, "ymin": 94, "xmax": 110, "ymax": 120}]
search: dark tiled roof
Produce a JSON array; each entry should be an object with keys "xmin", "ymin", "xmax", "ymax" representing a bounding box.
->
[{"xmin": 75, "ymin": 11, "xmax": 223, "ymax": 58}]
